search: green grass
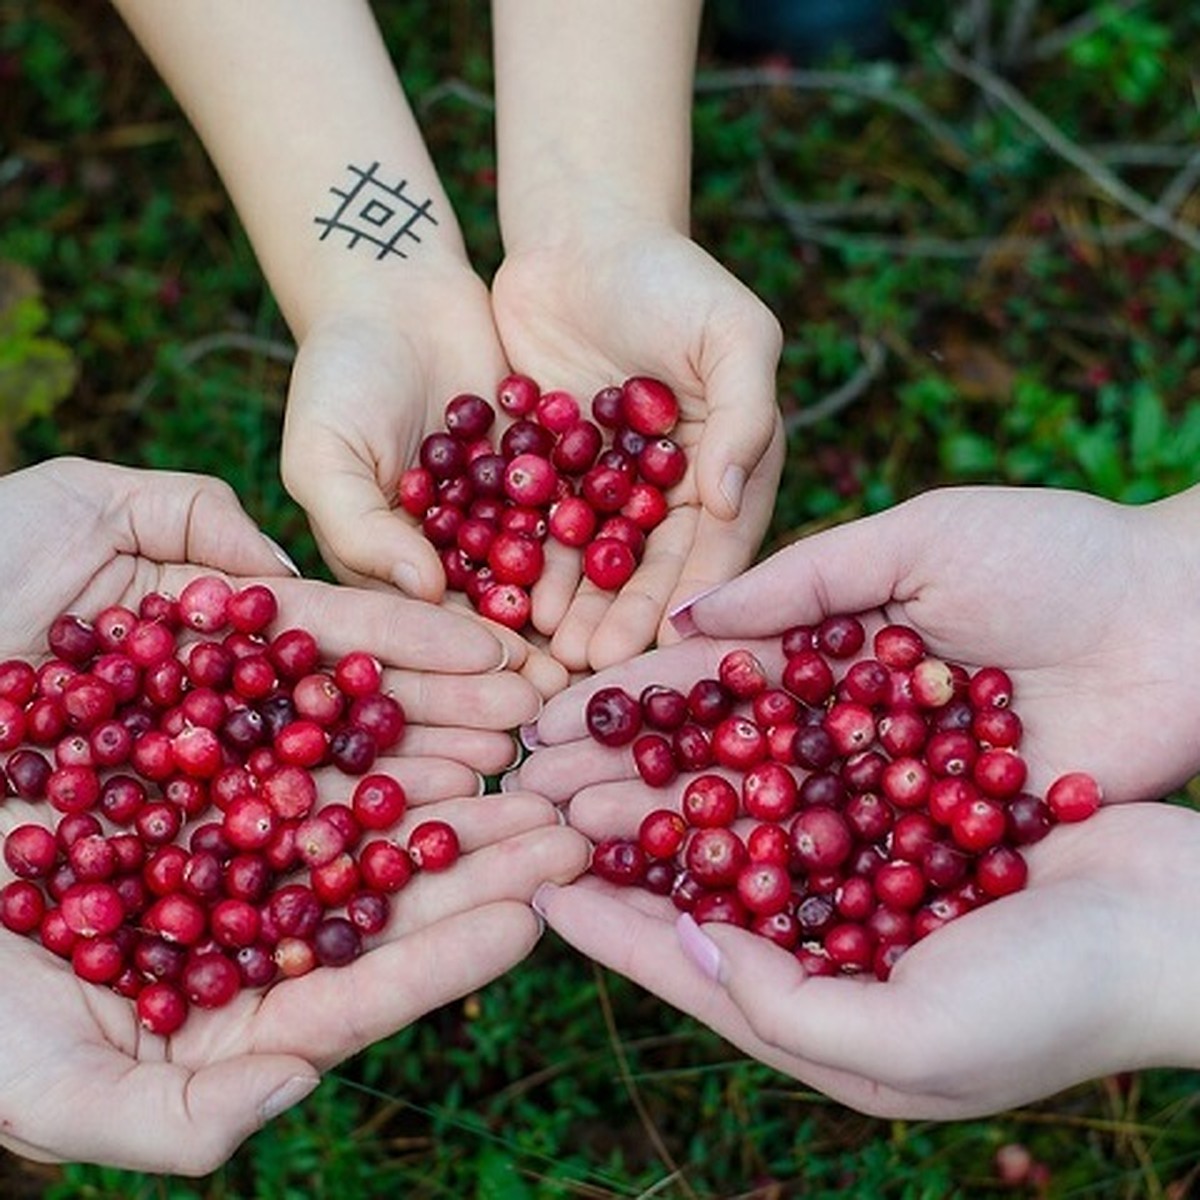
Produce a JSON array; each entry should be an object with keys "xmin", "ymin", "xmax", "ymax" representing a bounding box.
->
[{"xmin": 5, "ymin": 0, "xmax": 1200, "ymax": 1195}]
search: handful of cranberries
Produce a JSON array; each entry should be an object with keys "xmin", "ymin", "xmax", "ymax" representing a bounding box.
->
[
  {"xmin": 397, "ymin": 374, "xmax": 687, "ymax": 631},
  {"xmin": 581, "ymin": 615, "xmax": 1101, "ymax": 981},
  {"xmin": 0, "ymin": 576, "xmax": 462, "ymax": 1035}
]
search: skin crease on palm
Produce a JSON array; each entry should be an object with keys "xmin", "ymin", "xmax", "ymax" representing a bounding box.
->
[{"xmin": 0, "ymin": 458, "xmax": 591, "ymax": 1173}]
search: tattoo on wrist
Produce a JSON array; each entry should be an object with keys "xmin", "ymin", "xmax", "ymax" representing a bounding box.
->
[{"xmin": 314, "ymin": 161, "xmax": 438, "ymax": 260}]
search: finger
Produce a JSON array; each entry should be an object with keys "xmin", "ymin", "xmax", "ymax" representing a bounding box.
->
[
  {"xmin": 256, "ymin": 826, "xmax": 591, "ymax": 1055},
  {"xmin": 264, "ymin": 578, "xmax": 509, "ymax": 674},
  {"xmin": 257, "ymin": 901, "xmax": 545, "ymax": 1062},
  {"xmin": 549, "ymin": 585, "xmax": 618, "ymax": 673},
  {"xmin": 585, "ymin": 508, "xmax": 697, "ymax": 671},
  {"xmin": 692, "ymin": 314, "xmax": 783, "ymax": 521},
  {"xmin": 531, "ymin": 538, "xmax": 584, "ymax": 639},
  {"xmin": 291, "ymin": 463, "xmax": 447, "ymax": 602},
  {"xmin": 390, "ymin": 726, "xmax": 520, "ymax": 775},
  {"xmin": 314, "ymin": 754, "xmax": 483, "ymax": 804},
  {"xmin": 510, "ymin": 740, "xmax": 630, "ymax": 805},
  {"xmin": 25, "ymin": 1051, "xmax": 318, "ymax": 1176},
  {"xmin": 113, "ymin": 467, "xmax": 296, "ymax": 580},
  {"xmin": 384, "ymin": 790, "xmax": 565, "ymax": 856},
  {"xmin": 658, "ymin": 429, "xmax": 785, "ymax": 645},
  {"xmin": 682, "ymin": 504, "xmax": 917, "ymax": 640},
  {"xmin": 384, "ymin": 665, "xmax": 541, "ymax": 730},
  {"xmin": 379, "ymin": 819, "xmax": 589, "ymax": 936}
]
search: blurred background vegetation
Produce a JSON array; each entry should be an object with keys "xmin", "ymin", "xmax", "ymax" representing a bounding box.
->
[{"xmin": 4, "ymin": 0, "xmax": 1200, "ymax": 1195}]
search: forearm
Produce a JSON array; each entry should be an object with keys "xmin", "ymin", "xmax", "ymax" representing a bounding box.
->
[
  {"xmin": 112, "ymin": 0, "xmax": 469, "ymax": 339},
  {"xmin": 491, "ymin": 0, "xmax": 702, "ymax": 250}
]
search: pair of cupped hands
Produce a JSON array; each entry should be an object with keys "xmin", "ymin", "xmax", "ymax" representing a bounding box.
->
[{"xmin": 8, "ymin": 456, "xmax": 1200, "ymax": 1167}]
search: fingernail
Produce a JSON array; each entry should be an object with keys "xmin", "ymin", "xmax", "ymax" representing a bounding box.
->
[
  {"xmin": 498, "ymin": 769, "xmax": 520, "ymax": 793},
  {"xmin": 392, "ymin": 562, "xmax": 422, "ymax": 596},
  {"xmin": 531, "ymin": 881, "xmax": 558, "ymax": 921},
  {"xmin": 474, "ymin": 771, "xmax": 487, "ymax": 796},
  {"xmin": 262, "ymin": 535, "xmax": 301, "ymax": 578},
  {"xmin": 666, "ymin": 583, "xmax": 723, "ymax": 638},
  {"xmin": 720, "ymin": 464, "xmax": 746, "ymax": 514},
  {"xmin": 488, "ymin": 642, "xmax": 512, "ymax": 673},
  {"xmin": 260, "ymin": 1074, "xmax": 319, "ymax": 1124},
  {"xmin": 502, "ymin": 735, "xmax": 524, "ymax": 771},
  {"xmin": 676, "ymin": 913, "xmax": 725, "ymax": 984},
  {"xmin": 518, "ymin": 722, "xmax": 541, "ymax": 751}
]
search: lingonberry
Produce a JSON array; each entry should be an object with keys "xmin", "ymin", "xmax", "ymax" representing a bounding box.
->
[
  {"xmin": 358, "ymin": 839, "xmax": 415, "ymax": 892},
  {"xmin": 182, "ymin": 951, "xmax": 241, "ymax": 1009},
  {"xmin": 684, "ymin": 827, "xmax": 747, "ymax": 889},
  {"xmin": 313, "ymin": 915, "xmax": 363, "ymax": 967},
  {"xmin": 585, "ymin": 686, "xmax": 642, "ymax": 747},
  {"xmin": 639, "ymin": 685, "xmax": 688, "ymax": 731},
  {"xmin": 782, "ymin": 649, "xmax": 835, "ymax": 705},
  {"xmin": 632, "ymin": 733, "xmax": 677, "ymax": 787},
  {"xmin": 873, "ymin": 623, "xmax": 926, "ymax": 670},
  {"xmin": 974, "ymin": 844, "xmax": 1029, "ymax": 898},
  {"xmin": 789, "ymin": 807, "xmax": 854, "ymax": 873},
  {"xmin": 178, "ymin": 575, "xmax": 233, "ymax": 633},
  {"xmin": 503, "ymin": 453, "xmax": 558, "ymax": 508},
  {"xmin": 681, "ymin": 774, "xmax": 739, "ymax": 828},
  {"xmin": 637, "ymin": 809, "xmax": 688, "ymax": 859},
  {"xmin": 477, "ymin": 582, "xmax": 533, "ymax": 630},
  {"xmin": 620, "ymin": 376, "xmax": 680, "ymax": 436},
  {"xmin": 0, "ymin": 879, "xmax": 46, "ymax": 934},
  {"xmin": 637, "ymin": 437, "xmax": 687, "ymax": 489},
  {"xmin": 551, "ymin": 419, "xmax": 603, "ymax": 473},
  {"xmin": 548, "ymin": 495, "xmax": 597, "ymax": 548},
  {"xmin": 407, "ymin": 820, "xmax": 460, "ymax": 871},
  {"xmin": 741, "ymin": 760, "xmax": 799, "ymax": 823},
  {"xmin": 671, "ymin": 723, "xmax": 713, "ymax": 771},
  {"xmin": 591, "ymin": 838, "xmax": 647, "ymax": 886},
  {"xmin": 583, "ymin": 538, "xmax": 637, "ymax": 591},
  {"xmin": 1045, "ymin": 771, "xmax": 1102, "ymax": 822},
  {"xmin": 496, "ymin": 372, "xmax": 540, "ymax": 417},
  {"xmin": 444, "ymin": 392, "xmax": 495, "ymax": 441},
  {"xmin": 4, "ymin": 822, "xmax": 59, "ymax": 878}
]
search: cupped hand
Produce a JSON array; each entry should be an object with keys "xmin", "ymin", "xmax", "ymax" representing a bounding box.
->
[
  {"xmin": 491, "ymin": 218, "xmax": 785, "ymax": 672},
  {"xmin": 280, "ymin": 261, "xmax": 507, "ymax": 602},
  {"xmin": 274, "ymin": 266, "xmax": 569, "ymax": 698},
  {"xmin": 0, "ymin": 787, "xmax": 588, "ymax": 1173},
  {"xmin": 666, "ymin": 484, "xmax": 1200, "ymax": 803},
  {"xmin": 0, "ymin": 458, "xmax": 542, "ymax": 777},
  {"xmin": 533, "ymin": 801, "xmax": 1200, "ymax": 1119},
  {"xmin": 0, "ymin": 458, "xmax": 593, "ymax": 1171}
]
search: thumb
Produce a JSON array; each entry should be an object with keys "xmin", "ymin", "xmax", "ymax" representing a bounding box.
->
[
  {"xmin": 303, "ymin": 467, "xmax": 447, "ymax": 600},
  {"xmin": 677, "ymin": 503, "xmax": 917, "ymax": 641},
  {"xmin": 45, "ymin": 1054, "xmax": 319, "ymax": 1175},
  {"xmin": 693, "ymin": 314, "xmax": 783, "ymax": 521}
]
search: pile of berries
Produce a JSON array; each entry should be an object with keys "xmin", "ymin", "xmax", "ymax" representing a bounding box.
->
[
  {"xmin": 0, "ymin": 576, "xmax": 461, "ymax": 1035},
  {"xmin": 582, "ymin": 615, "xmax": 1101, "ymax": 981},
  {"xmin": 397, "ymin": 374, "xmax": 687, "ymax": 630}
]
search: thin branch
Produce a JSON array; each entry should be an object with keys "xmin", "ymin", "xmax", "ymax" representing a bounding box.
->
[
  {"xmin": 416, "ymin": 77, "xmax": 494, "ymax": 114},
  {"xmin": 593, "ymin": 965, "xmax": 698, "ymax": 1200},
  {"xmin": 126, "ymin": 331, "xmax": 295, "ymax": 412},
  {"xmin": 937, "ymin": 39, "xmax": 1200, "ymax": 252},
  {"xmin": 1027, "ymin": 0, "xmax": 1147, "ymax": 63},
  {"xmin": 693, "ymin": 66, "xmax": 970, "ymax": 161},
  {"xmin": 785, "ymin": 339, "xmax": 887, "ymax": 435},
  {"xmin": 1000, "ymin": 0, "xmax": 1041, "ymax": 65}
]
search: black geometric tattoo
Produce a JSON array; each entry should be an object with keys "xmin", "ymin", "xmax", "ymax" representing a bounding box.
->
[{"xmin": 314, "ymin": 161, "xmax": 438, "ymax": 260}]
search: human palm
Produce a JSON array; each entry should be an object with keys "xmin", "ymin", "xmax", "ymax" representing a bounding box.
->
[
  {"xmin": 533, "ymin": 802, "xmax": 1200, "ymax": 1119},
  {"xmin": 0, "ymin": 459, "xmax": 591, "ymax": 1170},
  {"xmin": 492, "ymin": 221, "xmax": 785, "ymax": 672}
]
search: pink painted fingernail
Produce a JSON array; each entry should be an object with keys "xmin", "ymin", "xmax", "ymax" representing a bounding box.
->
[
  {"xmin": 676, "ymin": 913, "xmax": 724, "ymax": 984},
  {"xmin": 518, "ymin": 722, "xmax": 541, "ymax": 751},
  {"xmin": 531, "ymin": 882, "xmax": 558, "ymax": 921},
  {"xmin": 667, "ymin": 584, "xmax": 723, "ymax": 638}
]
